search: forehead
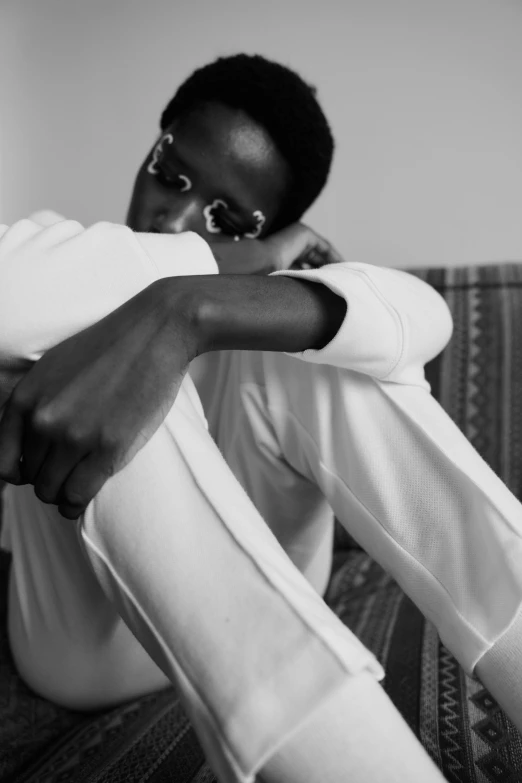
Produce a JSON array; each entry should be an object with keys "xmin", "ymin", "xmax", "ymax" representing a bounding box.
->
[{"xmin": 166, "ymin": 102, "xmax": 290, "ymax": 217}]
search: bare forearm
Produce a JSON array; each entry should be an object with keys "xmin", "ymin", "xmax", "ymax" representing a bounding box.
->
[{"xmin": 159, "ymin": 274, "xmax": 347, "ymax": 356}]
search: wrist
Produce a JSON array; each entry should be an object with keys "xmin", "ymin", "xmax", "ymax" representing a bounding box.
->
[
  {"xmin": 150, "ymin": 273, "xmax": 346, "ymax": 357},
  {"xmin": 150, "ymin": 276, "xmax": 212, "ymax": 361},
  {"xmin": 168, "ymin": 274, "xmax": 347, "ymax": 355}
]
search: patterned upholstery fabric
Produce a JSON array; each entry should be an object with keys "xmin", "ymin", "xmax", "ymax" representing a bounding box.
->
[
  {"xmin": 420, "ymin": 264, "xmax": 522, "ymax": 499},
  {"xmin": 1, "ymin": 262, "xmax": 522, "ymax": 782}
]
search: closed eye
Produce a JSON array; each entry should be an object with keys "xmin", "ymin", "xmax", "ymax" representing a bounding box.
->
[
  {"xmin": 213, "ymin": 210, "xmax": 243, "ymax": 237},
  {"xmin": 155, "ymin": 163, "xmax": 192, "ymax": 192}
]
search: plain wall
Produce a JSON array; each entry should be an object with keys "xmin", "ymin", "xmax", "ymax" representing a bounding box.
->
[{"xmin": 1, "ymin": 0, "xmax": 521, "ymax": 267}]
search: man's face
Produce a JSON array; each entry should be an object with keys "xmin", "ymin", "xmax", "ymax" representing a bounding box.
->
[{"xmin": 126, "ymin": 102, "xmax": 290, "ymax": 244}]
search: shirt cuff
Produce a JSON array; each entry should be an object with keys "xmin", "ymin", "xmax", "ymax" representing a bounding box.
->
[
  {"xmin": 136, "ymin": 232, "xmax": 219, "ymax": 279},
  {"xmin": 271, "ymin": 264, "xmax": 403, "ymax": 379}
]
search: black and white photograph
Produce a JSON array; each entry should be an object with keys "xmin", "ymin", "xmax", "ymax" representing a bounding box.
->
[{"xmin": 0, "ymin": 2, "xmax": 521, "ymax": 781}]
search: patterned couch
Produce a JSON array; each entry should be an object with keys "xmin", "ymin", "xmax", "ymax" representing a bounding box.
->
[{"xmin": 1, "ymin": 262, "xmax": 521, "ymax": 783}]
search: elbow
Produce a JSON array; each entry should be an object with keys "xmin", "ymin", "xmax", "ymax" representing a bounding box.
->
[
  {"xmin": 408, "ymin": 280, "xmax": 454, "ymax": 364},
  {"xmin": 385, "ymin": 288, "xmax": 454, "ymax": 386},
  {"xmin": 427, "ymin": 291, "xmax": 453, "ymax": 359},
  {"xmin": 441, "ymin": 297, "xmax": 454, "ymax": 350}
]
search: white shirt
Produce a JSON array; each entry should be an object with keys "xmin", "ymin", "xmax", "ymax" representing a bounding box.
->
[{"xmin": 2, "ymin": 216, "xmax": 522, "ymax": 781}]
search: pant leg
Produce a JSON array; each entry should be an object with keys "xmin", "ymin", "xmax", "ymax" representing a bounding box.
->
[
  {"xmin": 193, "ymin": 351, "xmax": 336, "ymax": 596},
  {"xmin": 228, "ymin": 349, "xmax": 522, "ymax": 735},
  {"xmin": 262, "ymin": 672, "xmax": 445, "ymax": 783},
  {"xmin": 6, "ymin": 375, "xmax": 388, "ymax": 783},
  {"xmin": 5, "ymin": 482, "xmax": 171, "ymax": 709}
]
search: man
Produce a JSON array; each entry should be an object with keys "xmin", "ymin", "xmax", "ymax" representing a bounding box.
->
[
  {"xmin": 1, "ymin": 54, "xmax": 521, "ymax": 781},
  {"xmin": 0, "ymin": 215, "xmax": 447, "ymax": 783}
]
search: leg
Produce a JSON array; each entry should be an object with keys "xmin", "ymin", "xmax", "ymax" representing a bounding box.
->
[
  {"xmin": 5, "ymin": 484, "xmax": 170, "ymax": 708},
  {"xmin": 194, "ymin": 351, "xmax": 335, "ymax": 595},
  {"xmin": 228, "ymin": 349, "xmax": 522, "ymax": 735},
  {"xmin": 262, "ymin": 673, "xmax": 444, "ymax": 783},
  {"xmin": 7, "ymin": 375, "xmax": 435, "ymax": 783}
]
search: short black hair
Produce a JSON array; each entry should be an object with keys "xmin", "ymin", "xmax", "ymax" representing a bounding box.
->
[{"xmin": 160, "ymin": 53, "xmax": 334, "ymax": 231}]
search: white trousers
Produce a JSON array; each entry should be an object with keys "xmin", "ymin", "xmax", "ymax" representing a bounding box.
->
[
  {"xmin": 195, "ymin": 347, "xmax": 522, "ymax": 757},
  {"xmin": 6, "ymin": 337, "xmax": 522, "ymax": 782},
  {"xmin": 3, "ymin": 373, "xmax": 445, "ymax": 783}
]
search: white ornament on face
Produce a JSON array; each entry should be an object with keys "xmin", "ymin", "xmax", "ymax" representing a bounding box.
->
[
  {"xmin": 178, "ymin": 174, "xmax": 192, "ymax": 192},
  {"xmin": 203, "ymin": 199, "xmax": 229, "ymax": 234},
  {"xmin": 147, "ymin": 133, "xmax": 174, "ymax": 175},
  {"xmin": 244, "ymin": 210, "xmax": 266, "ymax": 239}
]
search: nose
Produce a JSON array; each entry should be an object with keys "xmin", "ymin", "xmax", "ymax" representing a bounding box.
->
[{"xmin": 153, "ymin": 200, "xmax": 202, "ymax": 235}]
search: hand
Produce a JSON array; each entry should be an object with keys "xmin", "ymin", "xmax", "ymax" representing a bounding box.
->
[
  {"xmin": 0, "ymin": 279, "xmax": 199, "ymax": 519},
  {"xmin": 268, "ymin": 223, "xmax": 345, "ymax": 271},
  {"xmin": 210, "ymin": 223, "xmax": 344, "ymax": 275}
]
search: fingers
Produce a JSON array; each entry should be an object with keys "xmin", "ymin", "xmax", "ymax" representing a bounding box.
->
[
  {"xmin": 57, "ymin": 452, "xmax": 115, "ymax": 519},
  {"xmin": 0, "ymin": 381, "xmax": 60, "ymax": 486},
  {"xmin": 3, "ymin": 432, "xmax": 114, "ymax": 519},
  {"xmin": 21, "ymin": 425, "xmax": 114, "ymax": 516},
  {"xmin": 0, "ymin": 401, "xmax": 25, "ymax": 485},
  {"xmin": 265, "ymin": 224, "xmax": 344, "ymax": 271},
  {"xmin": 32, "ymin": 441, "xmax": 84, "ymax": 506},
  {"xmin": 265, "ymin": 225, "xmax": 308, "ymax": 270},
  {"xmin": 21, "ymin": 430, "xmax": 51, "ymax": 485},
  {"xmin": 0, "ymin": 386, "xmax": 108, "ymax": 513}
]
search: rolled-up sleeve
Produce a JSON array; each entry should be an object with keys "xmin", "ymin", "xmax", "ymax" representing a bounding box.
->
[{"xmin": 272, "ymin": 263, "xmax": 453, "ymax": 388}]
